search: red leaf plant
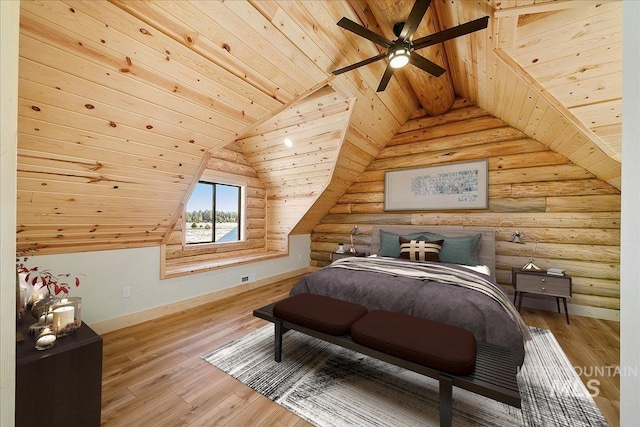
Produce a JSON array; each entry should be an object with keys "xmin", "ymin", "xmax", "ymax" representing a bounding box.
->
[{"xmin": 16, "ymin": 257, "xmax": 82, "ymax": 296}]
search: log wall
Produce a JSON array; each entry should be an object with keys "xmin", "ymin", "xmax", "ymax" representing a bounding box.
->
[
  {"xmin": 311, "ymin": 101, "xmax": 621, "ymax": 311},
  {"xmin": 162, "ymin": 143, "xmax": 269, "ymax": 277}
]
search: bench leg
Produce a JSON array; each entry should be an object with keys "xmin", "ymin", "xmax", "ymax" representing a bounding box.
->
[
  {"xmin": 274, "ymin": 320, "xmax": 283, "ymax": 362},
  {"xmin": 439, "ymin": 375, "xmax": 453, "ymax": 427}
]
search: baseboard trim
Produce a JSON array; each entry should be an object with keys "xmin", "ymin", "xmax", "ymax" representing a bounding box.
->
[
  {"xmin": 518, "ymin": 297, "xmax": 620, "ymax": 322},
  {"xmin": 91, "ymin": 266, "xmax": 312, "ymax": 335}
]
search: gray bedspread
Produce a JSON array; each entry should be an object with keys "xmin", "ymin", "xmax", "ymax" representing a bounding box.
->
[{"xmin": 290, "ymin": 257, "xmax": 527, "ymax": 367}]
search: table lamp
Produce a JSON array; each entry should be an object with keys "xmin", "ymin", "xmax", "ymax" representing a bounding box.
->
[
  {"xmin": 521, "ymin": 240, "xmax": 541, "ymax": 271},
  {"xmin": 510, "ymin": 231, "xmax": 541, "ymax": 270},
  {"xmin": 349, "ymin": 226, "xmax": 360, "ymax": 253}
]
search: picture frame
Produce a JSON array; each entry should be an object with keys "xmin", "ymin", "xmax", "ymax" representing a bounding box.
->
[{"xmin": 384, "ymin": 159, "xmax": 488, "ymax": 211}]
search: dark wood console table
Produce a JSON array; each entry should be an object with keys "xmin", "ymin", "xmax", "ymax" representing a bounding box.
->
[{"xmin": 16, "ymin": 318, "xmax": 103, "ymax": 427}]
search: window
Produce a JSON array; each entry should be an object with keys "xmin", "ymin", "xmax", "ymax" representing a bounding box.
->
[{"xmin": 185, "ymin": 181, "xmax": 242, "ymax": 244}]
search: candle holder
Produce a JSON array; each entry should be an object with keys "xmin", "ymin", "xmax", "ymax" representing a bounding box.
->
[
  {"xmin": 31, "ymin": 293, "xmax": 57, "ymax": 322},
  {"xmin": 51, "ymin": 297, "xmax": 82, "ymax": 336},
  {"xmin": 53, "ymin": 306, "xmax": 75, "ymax": 336},
  {"xmin": 68, "ymin": 296, "xmax": 82, "ymax": 330}
]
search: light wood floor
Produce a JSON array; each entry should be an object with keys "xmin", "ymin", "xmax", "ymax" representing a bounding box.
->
[{"xmin": 100, "ymin": 277, "xmax": 619, "ymax": 426}]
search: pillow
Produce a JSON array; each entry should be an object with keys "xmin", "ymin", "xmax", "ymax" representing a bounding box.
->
[
  {"xmin": 423, "ymin": 233, "xmax": 482, "ymax": 266},
  {"xmin": 398, "ymin": 237, "xmax": 444, "ymax": 262},
  {"xmin": 378, "ymin": 230, "xmax": 428, "ymax": 257},
  {"xmin": 459, "ymin": 264, "xmax": 491, "ymax": 276}
]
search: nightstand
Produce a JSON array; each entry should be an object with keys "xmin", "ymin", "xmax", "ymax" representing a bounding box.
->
[
  {"xmin": 512, "ymin": 267, "xmax": 572, "ymax": 324},
  {"xmin": 16, "ymin": 320, "xmax": 103, "ymax": 426},
  {"xmin": 331, "ymin": 252, "xmax": 369, "ymax": 262}
]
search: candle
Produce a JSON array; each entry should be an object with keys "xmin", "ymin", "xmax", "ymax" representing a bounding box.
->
[{"xmin": 53, "ymin": 306, "xmax": 74, "ymax": 334}]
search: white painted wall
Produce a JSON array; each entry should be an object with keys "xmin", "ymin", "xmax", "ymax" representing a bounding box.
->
[
  {"xmin": 22, "ymin": 234, "xmax": 311, "ymax": 326},
  {"xmin": 0, "ymin": 1, "xmax": 19, "ymax": 425},
  {"xmin": 620, "ymin": 1, "xmax": 640, "ymax": 424}
]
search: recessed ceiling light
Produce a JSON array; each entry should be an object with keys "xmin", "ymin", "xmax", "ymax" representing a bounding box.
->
[{"xmin": 284, "ymin": 138, "xmax": 293, "ymax": 147}]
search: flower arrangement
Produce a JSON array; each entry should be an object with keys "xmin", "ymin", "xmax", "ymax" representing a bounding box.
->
[
  {"xmin": 16, "ymin": 257, "xmax": 81, "ymax": 296},
  {"xmin": 16, "ymin": 257, "xmax": 85, "ymax": 342}
]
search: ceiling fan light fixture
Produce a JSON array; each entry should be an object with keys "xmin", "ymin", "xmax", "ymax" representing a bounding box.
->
[
  {"xmin": 332, "ymin": 1, "xmax": 489, "ymax": 91},
  {"xmin": 389, "ymin": 46, "xmax": 410, "ymax": 69}
]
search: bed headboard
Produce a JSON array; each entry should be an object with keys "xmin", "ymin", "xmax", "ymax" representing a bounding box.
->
[{"xmin": 370, "ymin": 226, "xmax": 496, "ymax": 277}]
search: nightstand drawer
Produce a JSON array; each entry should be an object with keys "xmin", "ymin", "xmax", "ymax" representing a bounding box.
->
[{"xmin": 515, "ymin": 274, "xmax": 571, "ymax": 297}]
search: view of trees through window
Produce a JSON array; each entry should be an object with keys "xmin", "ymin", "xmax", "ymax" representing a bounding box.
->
[{"xmin": 185, "ymin": 182, "xmax": 241, "ymax": 244}]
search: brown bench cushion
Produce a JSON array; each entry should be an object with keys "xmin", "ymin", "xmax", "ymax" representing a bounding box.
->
[
  {"xmin": 351, "ymin": 310, "xmax": 477, "ymax": 375},
  {"xmin": 273, "ymin": 293, "xmax": 368, "ymax": 335}
]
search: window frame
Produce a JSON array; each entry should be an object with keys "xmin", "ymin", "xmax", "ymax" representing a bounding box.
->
[{"xmin": 183, "ymin": 178, "xmax": 246, "ymax": 247}]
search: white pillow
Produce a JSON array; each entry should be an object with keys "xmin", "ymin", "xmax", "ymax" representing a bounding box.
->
[{"xmin": 459, "ymin": 264, "xmax": 491, "ymax": 276}]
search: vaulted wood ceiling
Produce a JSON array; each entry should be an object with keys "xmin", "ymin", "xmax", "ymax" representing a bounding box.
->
[{"xmin": 16, "ymin": 0, "xmax": 622, "ymax": 255}]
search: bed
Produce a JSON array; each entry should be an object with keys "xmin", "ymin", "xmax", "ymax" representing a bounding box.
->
[{"xmin": 290, "ymin": 226, "xmax": 529, "ymax": 366}]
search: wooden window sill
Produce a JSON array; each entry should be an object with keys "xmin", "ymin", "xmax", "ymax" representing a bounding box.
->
[{"xmin": 163, "ymin": 250, "xmax": 287, "ymax": 279}]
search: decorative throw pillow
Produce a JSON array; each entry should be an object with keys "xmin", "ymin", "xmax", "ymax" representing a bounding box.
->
[
  {"xmin": 398, "ymin": 237, "xmax": 444, "ymax": 262},
  {"xmin": 377, "ymin": 230, "xmax": 428, "ymax": 257},
  {"xmin": 423, "ymin": 233, "xmax": 482, "ymax": 266}
]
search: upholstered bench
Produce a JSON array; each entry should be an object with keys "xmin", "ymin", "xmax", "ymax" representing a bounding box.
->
[
  {"xmin": 254, "ymin": 296, "xmax": 520, "ymax": 427},
  {"xmin": 351, "ymin": 310, "xmax": 477, "ymax": 375},
  {"xmin": 273, "ymin": 293, "xmax": 368, "ymax": 335}
]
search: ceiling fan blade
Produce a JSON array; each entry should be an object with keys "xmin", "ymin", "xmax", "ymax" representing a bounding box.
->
[
  {"xmin": 399, "ymin": 0, "xmax": 432, "ymax": 41},
  {"xmin": 337, "ymin": 17, "xmax": 392, "ymax": 48},
  {"xmin": 409, "ymin": 52, "xmax": 446, "ymax": 77},
  {"xmin": 332, "ymin": 53, "xmax": 387, "ymax": 75},
  {"xmin": 376, "ymin": 65, "xmax": 395, "ymax": 92},
  {"xmin": 412, "ymin": 16, "xmax": 489, "ymax": 50}
]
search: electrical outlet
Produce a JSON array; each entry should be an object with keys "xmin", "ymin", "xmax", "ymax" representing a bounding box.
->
[
  {"xmin": 122, "ymin": 286, "xmax": 131, "ymax": 298},
  {"xmin": 241, "ymin": 273, "xmax": 256, "ymax": 283}
]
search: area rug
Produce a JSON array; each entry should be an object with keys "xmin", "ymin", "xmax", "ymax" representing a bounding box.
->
[{"xmin": 202, "ymin": 326, "xmax": 607, "ymax": 426}]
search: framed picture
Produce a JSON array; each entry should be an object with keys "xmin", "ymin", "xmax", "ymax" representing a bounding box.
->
[{"xmin": 384, "ymin": 159, "xmax": 488, "ymax": 211}]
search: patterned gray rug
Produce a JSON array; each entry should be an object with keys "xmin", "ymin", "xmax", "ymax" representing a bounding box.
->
[{"xmin": 203, "ymin": 326, "xmax": 607, "ymax": 426}]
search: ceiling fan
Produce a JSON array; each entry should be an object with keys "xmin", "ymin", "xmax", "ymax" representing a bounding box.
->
[{"xmin": 332, "ymin": 0, "xmax": 489, "ymax": 92}]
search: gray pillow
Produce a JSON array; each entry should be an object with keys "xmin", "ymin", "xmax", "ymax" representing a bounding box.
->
[
  {"xmin": 377, "ymin": 230, "xmax": 428, "ymax": 257},
  {"xmin": 423, "ymin": 233, "xmax": 482, "ymax": 266}
]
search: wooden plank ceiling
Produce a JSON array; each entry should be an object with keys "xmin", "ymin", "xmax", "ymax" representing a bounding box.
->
[
  {"xmin": 16, "ymin": 0, "xmax": 622, "ymax": 255},
  {"xmin": 236, "ymin": 86, "xmax": 355, "ymax": 251}
]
